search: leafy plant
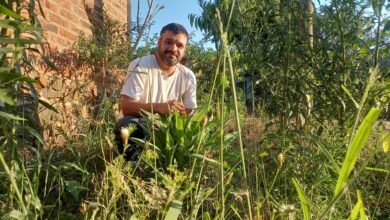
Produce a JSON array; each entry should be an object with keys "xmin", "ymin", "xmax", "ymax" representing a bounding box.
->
[{"xmin": 0, "ymin": 0, "xmax": 55, "ymax": 218}]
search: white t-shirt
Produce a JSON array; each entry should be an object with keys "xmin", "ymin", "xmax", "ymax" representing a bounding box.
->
[{"xmin": 121, "ymin": 55, "xmax": 197, "ymax": 115}]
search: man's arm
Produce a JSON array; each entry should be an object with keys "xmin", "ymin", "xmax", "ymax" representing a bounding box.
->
[{"xmin": 121, "ymin": 95, "xmax": 192, "ymax": 117}]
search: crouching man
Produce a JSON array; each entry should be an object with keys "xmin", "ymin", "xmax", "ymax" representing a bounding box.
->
[{"xmin": 115, "ymin": 23, "xmax": 197, "ymax": 161}]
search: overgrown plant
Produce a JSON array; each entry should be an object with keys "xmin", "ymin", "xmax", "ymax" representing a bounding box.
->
[{"xmin": 0, "ymin": 0, "xmax": 54, "ymax": 218}]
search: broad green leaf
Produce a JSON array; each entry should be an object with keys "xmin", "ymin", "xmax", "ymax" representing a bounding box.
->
[
  {"xmin": 292, "ymin": 178, "xmax": 310, "ymax": 220},
  {"xmin": 191, "ymin": 107, "xmax": 209, "ymax": 123},
  {"xmin": 24, "ymin": 126, "xmax": 45, "ymax": 145},
  {"xmin": 0, "ymin": 111, "xmax": 25, "ymax": 120},
  {"xmin": 0, "ymin": 47, "xmax": 14, "ymax": 56},
  {"xmin": 164, "ymin": 200, "xmax": 182, "ymax": 220},
  {"xmin": 382, "ymin": 132, "xmax": 389, "ymax": 152},
  {"xmin": 175, "ymin": 112, "xmax": 185, "ymax": 146},
  {"xmin": 1, "ymin": 209, "xmax": 26, "ymax": 219},
  {"xmin": 65, "ymin": 180, "xmax": 85, "ymax": 201},
  {"xmin": 0, "ymin": 4, "xmax": 22, "ymax": 19},
  {"xmin": 0, "ymin": 20, "xmax": 42, "ymax": 32},
  {"xmin": 370, "ymin": 0, "xmax": 385, "ymax": 17},
  {"xmin": 0, "ymin": 89, "xmax": 15, "ymax": 105},
  {"xmin": 334, "ymin": 107, "xmax": 382, "ymax": 197},
  {"xmin": 0, "ymin": 75, "xmax": 36, "ymax": 84},
  {"xmin": 0, "ymin": 67, "xmax": 14, "ymax": 74},
  {"xmin": 202, "ymin": 212, "xmax": 211, "ymax": 220}
]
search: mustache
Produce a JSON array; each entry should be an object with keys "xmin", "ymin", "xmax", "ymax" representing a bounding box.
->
[{"xmin": 164, "ymin": 50, "xmax": 178, "ymax": 57}]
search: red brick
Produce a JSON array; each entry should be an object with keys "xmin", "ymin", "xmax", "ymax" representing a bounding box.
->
[
  {"xmin": 46, "ymin": 0, "xmax": 58, "ymax": 13},
  {"xmin": 49, "ymin": 13, "xmax": 68, "ymax": 28},
  {"xmin": 59, "ymin": 9, "xmax": 78, "ymax": 24},
  {"xmin": 59, "ymin": 28, "xmax": 77, "ymax": 41},
  {"xmin": 42, "ymin": 22, "xmax": 58, "ymax": 34}
]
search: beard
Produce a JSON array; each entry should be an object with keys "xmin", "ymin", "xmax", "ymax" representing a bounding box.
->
[{"xmin": 158, "ymin": 48, "xmax": 181, "ymax": 66}]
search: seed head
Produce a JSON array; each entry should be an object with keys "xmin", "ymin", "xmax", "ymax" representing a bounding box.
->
[
  {"xmin": 121, "ymin": 127, "xmax": 130, "ymax": 146},
  {"xmin": 277, "ymin": 153, "xmax": 284, "ymax": 168}
]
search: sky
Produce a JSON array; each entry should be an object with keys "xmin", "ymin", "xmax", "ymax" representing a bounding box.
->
[{"xmin": 132, "ymin": 0, "xmax": 212, "ymax": 47}]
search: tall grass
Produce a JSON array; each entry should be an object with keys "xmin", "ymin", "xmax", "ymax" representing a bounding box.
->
[{"xmin": 1, "ymin": 0, "xmax": 389, "ymax": 219}]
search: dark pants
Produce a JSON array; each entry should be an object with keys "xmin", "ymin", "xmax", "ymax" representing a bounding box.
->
[{"xmin": 114, "ymin": 116, "xmax": 147, "ymax": 161}]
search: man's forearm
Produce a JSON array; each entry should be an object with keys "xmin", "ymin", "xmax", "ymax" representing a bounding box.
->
[
  {"xmin": 122, "ymin": 101, "xmax": 165, "ymax": 117},
  {"xmin": 121, "ymin": 95, "xmax": 192, "ymax": 116}
]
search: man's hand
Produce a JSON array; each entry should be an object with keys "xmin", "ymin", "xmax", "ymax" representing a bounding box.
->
[
  {"xmin": 122, "ymin": 95, "xmax": 192, "ymax": 116},
  {"xmin": 166, "ymin": 100, "xmax": 186, "ymax": 115}
]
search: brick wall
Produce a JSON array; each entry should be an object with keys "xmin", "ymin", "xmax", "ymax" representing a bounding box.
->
[
  {"xmin": 39, "ymin": 0, "xmax": 127, "ymax": 51},
  {"xmin": 33, "ymin": 0, "xmax": 127, "ymax": 145}
]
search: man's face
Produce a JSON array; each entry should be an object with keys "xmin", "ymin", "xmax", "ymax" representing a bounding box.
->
[{"xmin": 157, "ymin": 30, "xmax": 188, "ymax": 66}]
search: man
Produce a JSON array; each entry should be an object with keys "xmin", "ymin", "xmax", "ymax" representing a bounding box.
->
[{"xmin": 115, "ymin": 23, "xmax": 197, "ymax": 160}]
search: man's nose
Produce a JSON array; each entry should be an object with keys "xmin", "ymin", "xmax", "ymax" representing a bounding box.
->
[{"xmin": 169, "ymin": 43, "xmax": 177, "ymax": 52}]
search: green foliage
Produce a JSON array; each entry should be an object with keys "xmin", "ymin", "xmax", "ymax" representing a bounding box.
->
[
  {"xmin": 0, "ymin": 0, "xmax": 55, "ymax": 218},
  {"xmin": 75, "ymin": 10, "xmax": 132, "ymax": 70},
  {"xmin": 138, "ymin": 108, "xmax": 220, "ymax": 169},
  {"xmin": 0, "ymin": 0, "xmax": 389, "ymax": 219}
]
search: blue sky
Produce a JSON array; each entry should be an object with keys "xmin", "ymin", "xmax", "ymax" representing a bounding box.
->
[{"xmin": 132, "ymin": 0, "xmax": 211, "ymax": 46}]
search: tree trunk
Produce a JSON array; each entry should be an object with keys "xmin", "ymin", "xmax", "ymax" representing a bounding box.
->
[
  {"xmin": 127, "ymin": 0, "xmax": 132, "ymax": 43},
  {"xmin": 307, "ymin": 0, "xmax": 314, "ymax": 49}
]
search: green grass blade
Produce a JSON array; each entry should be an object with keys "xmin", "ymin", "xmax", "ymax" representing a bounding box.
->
[
  {"xmin": 0, "ymin": 4, "xmax": 22, "ymax": 19},
  {"xmin": 292, "ymin": 178, "xmax": 310, "ymax": 220},
  {"xmin": 0, "ymin": 89, "xmax": 15, "ymax": 105},
  {"xmin": 348, "ymin": 190, "xmax": 362, "ymax": 220},
  {"xmin": 0, "ymin": 37, "xmax": 40, "ymax": 45},
  {"xmin": 341, "ymin": 85, "xmax": 359, "ymax": 109},
  {"xmin": 164, "ymin": 200, "xmax": 182, "ymax": 220},
  {"xmin": 382, "ymin": 132, "xmax": 389, "ymax": 153},
  {"xmin": 0, "ymin": 111, "xmax": 25, "ymax": 120},
  {"xmin": 334, "ymin": 107, "xmax": 382, "ymax": 197},
  {"xmin": 348, "ymin": 190, "xmax": 366, "ymax": 220},
  {"xmin": 359, "ymin": 191, "xmax": 367, "ymax": 220}
]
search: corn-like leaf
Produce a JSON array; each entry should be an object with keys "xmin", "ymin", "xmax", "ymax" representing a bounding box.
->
[
  {"xmin": 0, "ymin": 20, "xmax": 43, "ymax": 32},
  {"xmin": 0, "ymin": 4, "xmax": 22, "ymax": 19},
  {"xmin": 292, "ymin": 178, "xmax": 310, "ymax": 220},
  {"xmin": 24, "ymin": 126, "xmax": 45, "ymax": 145},
  {"xmin": 164, "ymin": 200, "xmax": 182, "ymax": 220},
  {"xmin": 348, "ymin": 190, "xmax": 366, "ymax": 220},
  {"xmin": 382, "ymin": 132, "xmax": 389, "ymax": 153},
  {"xmin": 0, "ymin": 111, "xmax": 25, "ymax": 120},
  {"xmin": 0, "ymin": 89, "xmax": 15, "ymax": 105},
  {"xmin": 334, "ymin": 107, "xmax": 382, "ymax": 197},
  {"xmin": 2, "ymin": 210, "xmax": 26, "ymax": 219},
  {"xmin": 0, "ymin": 47, "xmax": 14, "ymax": 56}
]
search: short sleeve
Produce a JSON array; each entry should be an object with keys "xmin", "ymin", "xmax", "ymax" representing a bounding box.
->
[
  {"xmin": 121, "ymin": 59, "xmax": 144, "ymax": 101},
  {"xmin": 183, "ymin": 71, "xmax": 197, "ymax": 109}
]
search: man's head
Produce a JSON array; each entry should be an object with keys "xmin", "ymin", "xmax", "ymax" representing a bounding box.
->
[{"xmin": 157, "ymin": 23, "xmax": 189, "ymax": 66}]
